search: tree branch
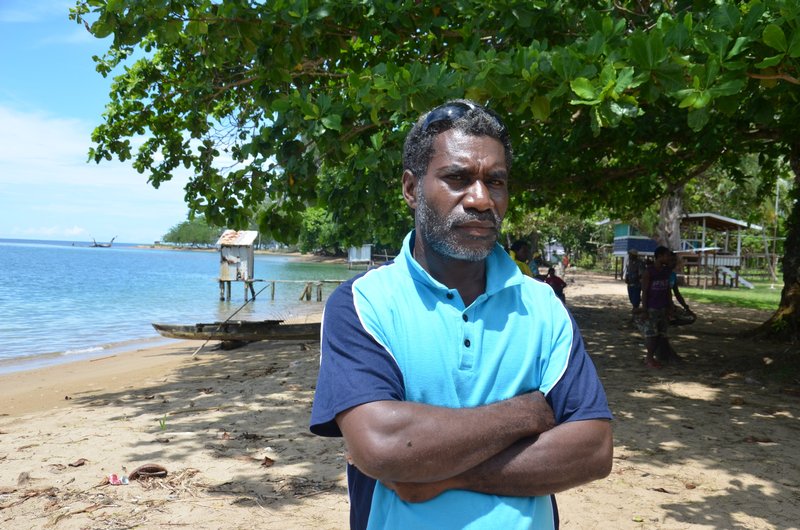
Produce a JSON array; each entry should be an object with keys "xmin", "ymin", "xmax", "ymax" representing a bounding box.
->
[{"xmin": 747, "ymin": 71, "xmax": 800, "ymax": 85}]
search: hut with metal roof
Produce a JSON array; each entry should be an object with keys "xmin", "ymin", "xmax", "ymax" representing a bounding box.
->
[
  {"xmin": 216, "ymin": 230, "xmax": 259, "ymax": 301},
  {"xmin": 678, "ymin": 213, "xmax": 762, "ymax": 288},
  {"xmin": 596, "ymin": 220, "xmax": 659, "ymax": 280}
]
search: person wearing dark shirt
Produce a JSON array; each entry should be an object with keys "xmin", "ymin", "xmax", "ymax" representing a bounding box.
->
[
  {"xmin": 638, "ymin": 246, "xmax": 673, "ymax": 369},
  {"xmin": 544, "ymin": 267, "xmax": 567, "ymax": 303}
]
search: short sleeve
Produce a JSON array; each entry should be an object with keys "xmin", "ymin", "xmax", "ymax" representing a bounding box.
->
[
  {"xmin": 310, "ymin": 279, "xmax": 405, "ymax": 437},
  {"xmin": 545, "ymin": 313, "xmax": 612, "ymax": 424}
]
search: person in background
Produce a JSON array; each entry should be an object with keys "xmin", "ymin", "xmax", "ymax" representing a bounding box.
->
[
  {"xmin": 638, "ymin": 246, "xmax": 674, "ymax": 369},
  {"xmin": 509, "ymin": 240, "xmax": 534, "ymax": 277},
  {"xmin": 544, "ymin": 266, "xmax": 567, "ymax": 304},
  {"xmin": 624, "ymin": 249, "xmax": 646, "ymax": 314},
  {"xmin": 310, "ymin": 99, "xmax": 613, "ymax": 530}
]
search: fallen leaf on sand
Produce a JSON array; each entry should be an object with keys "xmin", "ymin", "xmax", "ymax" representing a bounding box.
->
[
  {"xmin": 128, "ymin": 464, "xmax": 168, "ymax": 480},
  {"xmin": 261, "ymin": 457, "xmax": 275, "ymax": 468},
  {"xmin": 650, "ymin": 487, "xmax": 674, "ymax": 494},
  {"xmin": 68, "ymin": 458, "xmax": 88, "ymax": 467},
  {"xmin": 743, "ymin": 436, "xmax": 774, "ymax": 443},
  {"xmin": 685, "ymin": 482, "xmax": 697, "ymax": 489}
]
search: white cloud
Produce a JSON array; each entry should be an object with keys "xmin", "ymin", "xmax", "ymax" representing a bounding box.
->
[{"xmin": 0, "ymin": 104, "xmax": 190, "ymax": 243}]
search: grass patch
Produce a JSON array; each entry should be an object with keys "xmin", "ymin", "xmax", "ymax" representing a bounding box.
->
[{"xmin": 681, "ymin": 282, "xmax": 781, "ymax": 311}]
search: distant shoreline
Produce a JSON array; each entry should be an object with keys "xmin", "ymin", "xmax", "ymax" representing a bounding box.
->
[{"xmin": 138, "ymin": 243, "xmax": 349, "ymax": 264}]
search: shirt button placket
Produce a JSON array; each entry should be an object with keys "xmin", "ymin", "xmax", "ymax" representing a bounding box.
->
[{"xmin": 460, "ymin": 310, "xmax": 474, "ymax": 370}]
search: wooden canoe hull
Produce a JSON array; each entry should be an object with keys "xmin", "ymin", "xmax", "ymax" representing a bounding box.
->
[{"xmin": 152, "ymin": 320, "xmax": 320, "ymax": 342}]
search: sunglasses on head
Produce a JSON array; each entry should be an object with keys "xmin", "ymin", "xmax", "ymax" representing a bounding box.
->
[{"xmin": 420, "ymin": 101, "xmax": 506, "ymax": 134}]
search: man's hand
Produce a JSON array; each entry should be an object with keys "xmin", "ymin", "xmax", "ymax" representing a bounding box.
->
[
  {"xmin": 336, "ymin": 389, "xmax": 556, "ymax": 484},
  {"xmin": 522, "ymin": 390, "xmax": 555, "ymax": 434}
]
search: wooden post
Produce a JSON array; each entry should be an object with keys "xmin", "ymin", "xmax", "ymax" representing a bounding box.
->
[
  {"xmin": 271, "ymin": 281, "xmax": 276, "ymax": 300},
  {"xmin": 219, "ymin": 280, "xmax": 225, "ymax": 301},
  {"xmin": 316, "ymin": 282, "xmax": 323, "ymax": 302},
  {"xmin": 226, "ymin": 281, "xmax": 231, "ymax": 301},
  {"xmin": 299, "ymin": 282, "xmax": 311, "ymax": 301}
]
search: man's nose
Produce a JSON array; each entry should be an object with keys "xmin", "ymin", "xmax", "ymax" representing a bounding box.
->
[{"xmin": 463, "ymin": 180, "xmax": 493, "ymax": 211}]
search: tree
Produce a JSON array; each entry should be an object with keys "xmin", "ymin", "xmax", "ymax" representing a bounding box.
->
[
  {"xmin": 298, "ymin": 206, "xmax": 342, "ymax": 255},
  {"xmin": 162, "ymin": 216, "xmax": 221, "ymax": 246},
  {"xmin": 71, "ymin": 0, "xmax": 800, "ymax": 340}
]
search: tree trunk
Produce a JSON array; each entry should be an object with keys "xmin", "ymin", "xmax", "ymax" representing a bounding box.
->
[
  {"xmin": 657, "ymin": 184, "xmax": 684, "ymax": 250},
  {"xmin": 754, "ymin": 150, "xmax": 800, "ymax": 342}
]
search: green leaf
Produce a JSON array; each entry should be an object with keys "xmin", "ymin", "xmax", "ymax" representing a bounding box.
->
[
  {"xmin": 763, "ymin": 24, "xmax": 787, "ymax": 52},
  {"xmin": 788, "ymin": 31, "xmax": 800, "ymax": 58},
  {"xmin": 687, "ymin": 107, "xmax": 709, "ymax": 131},
  {"xmin": 712, "ymin": 4, "xmax": 740, "ymax": 30},
  {"xmin": 531, "ymin": 96, "xmax": 550, "ymax": 121},
  {"xmin": 628, "ymin": 31, "xmax": 667, "ymax": 70},
  {"xmin": 754, "ymin": 54, "xmax": 785, "ymax": 68},
  {"xmin": 570, "ymin": 77, "xmax": 596, "ymax": 99},
  {"xmin": 321, "ymin": 114, "xmax": 342, "ymax": 131},
  {"xmin": 586, "ymin": 32, "xmax": 605, "ymax": 56},
  {"xmin": 708, "ymin": 78, "xmax": 746, "ymax": 97},
  {"xmin": 186, "ymin": 20, "xmax": 208, "ymax": 36},
  {"xmin": 679, "ymin": 91, "xmax": 698, "ymax": 108},
  {"xmin": 694, "ymin": 91, "xmax": 711, "ymax": 109},
  {"xmin": 726, "ymin": 36, "xmax": 749, "ymax": 59}
]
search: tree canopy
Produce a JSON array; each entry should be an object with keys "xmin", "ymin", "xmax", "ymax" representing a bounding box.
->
[{"xmin": 71, "ymin": 0, "xmax": 800, "ymax": 339}]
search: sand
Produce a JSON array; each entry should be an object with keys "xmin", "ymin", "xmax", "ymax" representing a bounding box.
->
[{"xmin": 1, "ymin": 271, "xmax": 798, "ymax": 529}]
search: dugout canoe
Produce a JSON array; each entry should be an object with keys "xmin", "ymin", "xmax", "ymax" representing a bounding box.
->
[{"xmin": 152, "ymin": 320, "xmax": 320, "ymax": 342}]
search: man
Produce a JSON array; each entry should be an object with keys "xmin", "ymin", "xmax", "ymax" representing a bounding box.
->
[
  {"xmin": 310, "ymin": 100, "xmax": 613, "ymax": 529},
  {"xmin": 509, "ymin": 239, "xmax": 534, "ymax": 277},
  {"xmin": 624, "ymin": 248, "xmax": 645, "ymax": 312},
  {"xmin": 638, "ymin": 245, "xmax": 674, "ymax": 369}
]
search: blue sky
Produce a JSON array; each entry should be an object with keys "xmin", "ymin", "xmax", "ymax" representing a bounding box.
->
[{"xmin": 0, "ymin": 0, "xmax": 190, "ymax": 244}]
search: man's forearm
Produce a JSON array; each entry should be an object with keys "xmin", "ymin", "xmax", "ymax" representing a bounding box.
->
[
  {"xmin": 387, "ymin": 419, "xmax": 612, "ymax": 502},
  {"xmin": 337, "ymin": 392, "xmax": 554, "ymax": 483}
]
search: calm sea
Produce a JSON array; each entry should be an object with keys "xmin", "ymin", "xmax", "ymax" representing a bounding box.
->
[{"xmin": 0, "ymin": 239, "xmax": 358, "ymax": 373}]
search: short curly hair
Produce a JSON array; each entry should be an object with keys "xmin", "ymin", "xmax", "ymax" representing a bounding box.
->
[{"xmin": 402, "ymin": 99, "xmax": 513, "ymax": 180}]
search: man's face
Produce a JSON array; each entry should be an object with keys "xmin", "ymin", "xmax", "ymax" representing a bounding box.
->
[{"xmin": 410, "ymin": 129, "xmax": 508, "ymax": 262}]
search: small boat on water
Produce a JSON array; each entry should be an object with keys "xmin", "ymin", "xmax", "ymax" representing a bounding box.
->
[
  {"xmin": 152, "ymin": 320, "xmax": 320, "ymax": 342},
  {"xmin": 91, "ymin": 236, "xmax": 117, "ymax": 248}
]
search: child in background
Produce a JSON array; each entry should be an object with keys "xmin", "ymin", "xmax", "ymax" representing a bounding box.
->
[{"xmin": 545, "ymin": 267, "xmax": 567, "ymax": 303}]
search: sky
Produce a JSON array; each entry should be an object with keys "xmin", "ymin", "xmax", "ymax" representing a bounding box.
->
[{"xmin": 0, "ymin": 0, "xmax": 190, "ymax": 244}]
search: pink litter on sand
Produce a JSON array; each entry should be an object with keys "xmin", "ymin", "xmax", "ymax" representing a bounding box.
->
[{"xmin": 108, "ymin": 473, "xmax": 129, "ymax": 485}]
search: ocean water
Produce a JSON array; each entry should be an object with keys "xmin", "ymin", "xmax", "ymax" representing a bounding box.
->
[{"xmin": 0, "ymin": 239, "xmax": 358, "ymax": 373}]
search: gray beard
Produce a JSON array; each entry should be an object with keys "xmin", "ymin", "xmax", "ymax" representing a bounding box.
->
[{"xmin": 415, "ymin": 186, "xmax": 501, "ymax": 262}]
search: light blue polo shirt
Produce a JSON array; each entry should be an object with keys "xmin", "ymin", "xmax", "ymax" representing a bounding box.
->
[{"xmin": 311, "ymin": 231, "xmax": 611, "ymax": 530}]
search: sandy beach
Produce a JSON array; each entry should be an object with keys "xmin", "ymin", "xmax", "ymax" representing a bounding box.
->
[{"xmin": 1, "ymin": 271, "xmax": 798, "ymax": 529}]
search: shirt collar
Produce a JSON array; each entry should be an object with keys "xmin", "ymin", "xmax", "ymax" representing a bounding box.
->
[{"xmin": 397, "ymin": 230, "xmax": 524, "ymax": 297}]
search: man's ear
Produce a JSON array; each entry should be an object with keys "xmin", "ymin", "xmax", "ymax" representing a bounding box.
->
[{"xmin": 402, "ymin": 169, "xmax": 419, "ymax": 210}]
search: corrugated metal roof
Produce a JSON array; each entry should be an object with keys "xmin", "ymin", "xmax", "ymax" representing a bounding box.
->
[
  {"xmin": 682, "ymin": 213, "xmax": 763, "ymax": 232},
  {"xmin": 612, "ymin": 236, "xmax": 659, "ymax": 256},
  {"xmin": 216, "ymin": 230, "xmax": 259, "ymax": 247}
]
